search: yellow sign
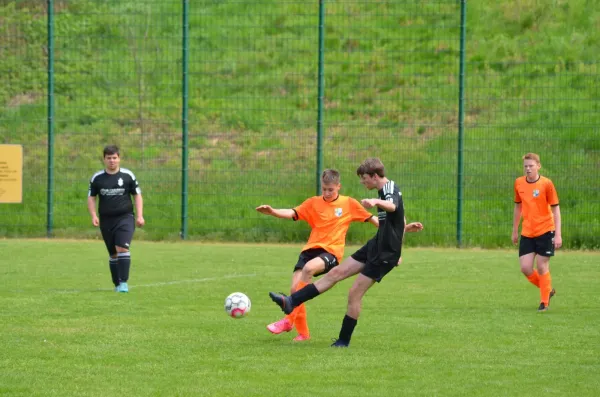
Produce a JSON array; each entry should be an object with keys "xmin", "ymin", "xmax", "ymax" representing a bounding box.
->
[{"xmin": 0, "ymin": 144, "xmax": 23, "ymax": 203}]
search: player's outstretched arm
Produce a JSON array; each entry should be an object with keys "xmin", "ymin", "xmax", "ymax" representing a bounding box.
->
[
  {"xmin": 255, "ymin": 205, "xmax": 295, "ymax": 219},
  {"xmin": 405, "ymin": 222, "xmax": 423, "ymax": 233},
  {"xmin": 368, "ymin": 215, "xmax": 379, "ymax": 227}
]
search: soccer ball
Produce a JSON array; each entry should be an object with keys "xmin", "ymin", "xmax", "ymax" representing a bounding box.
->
[{"xmin": 224, "ymin": 292, "xmax": 251, "ymax": 318}]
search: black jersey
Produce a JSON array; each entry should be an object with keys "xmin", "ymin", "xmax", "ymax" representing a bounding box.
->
[
  {"xmin": 374, "ymin": 180, "xmax": 405, "ymax": 258},
  {"xmin": 88, "ymin": 168, "xmax": 141, "ymax": 217}
]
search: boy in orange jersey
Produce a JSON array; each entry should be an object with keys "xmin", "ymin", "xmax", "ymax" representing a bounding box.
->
[
  {"xmin": 256, "ymin": 169, "xmax": 378, "ymax": 341},
  {"xmin": 512, "ymin": 153, "xmax": 562, "ymax": 312}
]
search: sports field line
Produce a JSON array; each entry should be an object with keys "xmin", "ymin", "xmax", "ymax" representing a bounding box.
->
[
  {"xmin": 131, "ymin": 273, "xmax": 258, "ymax": 288},
  {"xmin": 47, "ymin": 273, "xmax": 259, "ymax": 294}
]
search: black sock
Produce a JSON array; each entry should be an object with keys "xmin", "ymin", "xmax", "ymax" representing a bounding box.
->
[
  {"xmin": 290, "ymin": 283, "xmax": 320, "ymax": 306},
  {"xmin": 109, "ymin": 258, "xmax": 119, "ymax": 286},
  {"xmin": 338, "ymin": 314, "xmax": 357, "ymax": 344},
  {"xmin": 117, "ymin": 252, "xmax": 131, "ymax": 283}
]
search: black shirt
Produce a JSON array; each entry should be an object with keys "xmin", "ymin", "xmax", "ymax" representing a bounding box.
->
[
  {"xmin": 375, "ymin": 180, "xmax": 405, "ymax": 257},
  {"xmin": 88, "ymin": 168, "xmax": 141, "ymax": 218}
]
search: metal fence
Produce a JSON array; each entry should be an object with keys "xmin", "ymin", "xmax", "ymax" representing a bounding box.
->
[{"xmin": 1, "ymin": 0, "xmax": 598, "ymax": 248}]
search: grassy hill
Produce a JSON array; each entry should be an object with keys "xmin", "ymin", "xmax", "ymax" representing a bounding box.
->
[{"xmin": 1, "ymin": 0, "xmax": 599, "ymax": 248}]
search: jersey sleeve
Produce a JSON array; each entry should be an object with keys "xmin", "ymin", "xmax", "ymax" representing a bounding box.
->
[
  {"xmin": 383, "ymin": 183, "xmax": 400, "ymax": 212},
  {"xmin": 130, "ymin": 173, "xmax": 141, "ymax": 195},
  {"xmin": 513, "ymin": 179, "xmax": 521, "ymax": 203},
  {"xmin": 294, "ymin": 198, "xmax": 314, "ymax": 224},
  {"xmin": 88, "ymin": 177, "xmax": 98, "ymax": 197},
  {"xmin": 546, "ymin": 179, "xmax": 559, "ymax": 206},
  {"xmin": 349, "ymin": 197, "xmax": 373, "ymax": 222}
]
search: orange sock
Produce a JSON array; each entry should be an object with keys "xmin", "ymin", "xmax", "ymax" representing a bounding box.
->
[
  {"xmin": 284, "ymin": 280, "xmax": 308, "ymax": 325},
  {"xmin": 526, "ymin": 269, "xmax": 540, "ymax": 288},
  {"xmin": 292, "ymin": 281, "xmax": 309, "ymax": 336},
  {"xmin": 539, "ymin": 271, "xmax": 552, "ymax": 305},
  {"xmin": 294, "ymin": 304, "xmax": 309, "ymax": 337},
  {"xmin": 285, "ymin": 307, "xmax": 299, "ymax": 325}
]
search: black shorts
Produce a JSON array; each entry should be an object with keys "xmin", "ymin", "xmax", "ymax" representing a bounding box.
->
[
  {"xmin": 100, "ymin": 214, "xmax": 135, "ymax": 256},
  {"xmin": 294, "ymin": 248, "xmax": 339, "ymax": 277},
  {"xmin": 519, "ymin": 231, "xmax": 555, "ymax": 257},
  {"xmin": 351, "ymin": 238, "xmax": 400, "ymax": 283}
]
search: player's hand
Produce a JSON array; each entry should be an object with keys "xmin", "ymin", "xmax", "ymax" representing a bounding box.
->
[
  {"xmin": 91, "ymin": 215, "xmax": 99, "ymax": 227},
  {"xmin": 136, "ymin": 216, "xmax": 145, "ymax": 227},
  {"xmin": 511, "ymin": 231, "xmax": 519, "ymax": 245},
  {"xmin": 255, "ymin": 205, "xmax": 274, "ymax": 215},
  {"xmin": 360, "ymin": 199, "xmax": 377, "ymax": 209},
  {"xmin": 405, "ymin": 222, "xmax": 423, "ymax": 233},
  {"xmin": 554, "ymin": 235, "xmax": 562, "ymax": 249}
]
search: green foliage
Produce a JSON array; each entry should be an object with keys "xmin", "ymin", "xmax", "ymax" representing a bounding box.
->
[{"xmin": 0, "ymin": 1, "xmax": 598, "ymax": 247}]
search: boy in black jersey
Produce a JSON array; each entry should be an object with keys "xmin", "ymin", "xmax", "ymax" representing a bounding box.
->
[
  {"xmin": 269, "ymin": 158, "xmax": 421, "ymax": 347},
  {"xmin": 87, "ymin": 145, "xmax": 145, "ymax": 292}
]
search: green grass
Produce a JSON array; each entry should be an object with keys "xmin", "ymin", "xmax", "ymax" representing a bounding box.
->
[
  {"xmin": 1, "ymin": 240, "xmax": 599, "ymax": 396},
  {"xmin": 0, "ymin": 1, "xmax": 599, "ymax": 247}
]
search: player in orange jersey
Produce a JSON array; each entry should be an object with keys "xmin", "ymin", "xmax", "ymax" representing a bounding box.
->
[{"xmin": 512, "ymin": 153, "xmax": 562, "ymax": 312}]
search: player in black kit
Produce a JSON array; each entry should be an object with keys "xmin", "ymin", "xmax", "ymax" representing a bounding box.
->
[
  {"xmin": 269, "ymin": 158, "xmax": 417, "ymax": 347},
  {"xmin": 87, "ymin": 145, "xmax": 145, "ymax": 293}
]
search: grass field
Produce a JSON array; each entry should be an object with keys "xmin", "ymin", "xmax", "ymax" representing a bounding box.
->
[{"xmin": 1, "ymin": 240, "xmax": 599, "ymax": 396}]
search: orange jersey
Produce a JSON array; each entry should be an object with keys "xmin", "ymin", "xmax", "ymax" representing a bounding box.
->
[
  {"xmin": 514, "ymin": 175, "xmax": 559, "ymax": 238},
  {"xmin": 294, "ymin": 195, "xmax": 373, "ymax": 262}
]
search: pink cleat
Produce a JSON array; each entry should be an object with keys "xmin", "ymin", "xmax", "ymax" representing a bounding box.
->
[
  {"xmin": 292, "ymin": 334, "xmax": 310, "ymax": 342},
  {"xmin": 266, "ymin": 318, "xmax": 293, "ymax": 334}
]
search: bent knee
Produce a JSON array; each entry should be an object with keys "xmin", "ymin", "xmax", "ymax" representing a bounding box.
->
[
  {"xmin": 303, "ymin": 258, "xmax": 326, "ymax": 277},
  {"xmin": 115, "ymin": 245, "xmax": 130, "ymax": 253}
]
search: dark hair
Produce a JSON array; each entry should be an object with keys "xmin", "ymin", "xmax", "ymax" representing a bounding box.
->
[
  {"xmin": 356, "ymin": 158, "xmax": 385, "ymax": 177},
  {"xmin": 103, "ymin": 145, "xmax": 120, "ymax": 157},
  {"xmin": 321, "ymin": 169, "xmax": 340, "ymax": 185}
]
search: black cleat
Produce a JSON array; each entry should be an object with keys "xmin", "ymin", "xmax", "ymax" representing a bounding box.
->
[
  {"xmin": 269, "ymin": 292, "xmax": 293, "ymax": 315},
  {"xmin": 331, "ymin": 338, "xmax": 349, "ymax": 348},
  {"xmin": 549, "ymin": 288, "xmax": 556, "ymax": 306},
  {"xmin": 538, "ymin": 288, "xmax": 556, "ymax": 312}
]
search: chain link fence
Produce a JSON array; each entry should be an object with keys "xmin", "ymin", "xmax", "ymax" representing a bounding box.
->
[{"xmin": 1, "ymin": 0, "xmax": 598, "ymax": 248}]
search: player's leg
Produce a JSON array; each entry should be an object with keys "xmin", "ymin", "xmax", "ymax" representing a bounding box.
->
[
  {"xmin": 114, "ymin": 216, "xmax": 135, "ymax": 293},
  {"xmin": 332, "ymin": 274, "xmax": 376, "ymax": 347},
  {"xmin": 267, "ymin": 270, "xmax": 301, "ymax": 335},
  {"xmin": 267, "ymin": 250, "xmax": 323, "ymax": 335},
  {"xmin": 332, "ymin": 258, "xmax": 396, "ymax": 347},
  {"xmin": 519, "ymin": 235, "xmax": 539, "ymax": 287},
  {"xmin": 292, "ymin": 254, "xmax": 333, "ymax": 341},
  {"xmin": 100, "ymin": 222, "xmax": 119, "ymax": 290},
  {"xmin": 535, "ymin": 232, "xmax": 556, "ymax": 311}
]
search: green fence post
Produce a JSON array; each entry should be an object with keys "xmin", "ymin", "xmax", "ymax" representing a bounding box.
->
[
  {"xmin": 315, "ymin": 0, "xmax": 325, "ymax": 195},
  {"xmin": 47, "ymin": 0, "xmax": 55, "ymax": 238},
  {"xmin": 181, "ymin": 0, "xmax": 189, "ymax": 239},
  {"xmin": 456, "ymin": 0, "xmax": 467, "ymax": 247}
]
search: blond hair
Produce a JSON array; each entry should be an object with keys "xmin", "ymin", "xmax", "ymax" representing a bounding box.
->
[{"xmin": 522, "ymin": 153, "xmax": 541, "ymax": 164}]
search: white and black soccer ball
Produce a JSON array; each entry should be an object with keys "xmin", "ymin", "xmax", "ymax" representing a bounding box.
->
[{"xmin": 224, "ymin": 292, "xmax": 251, "ymax": 318}]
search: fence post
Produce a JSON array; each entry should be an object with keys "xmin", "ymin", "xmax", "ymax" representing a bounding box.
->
[
  {"xmin": 47, "ymin": 0, "xmax": 55, "ymax": 238},
  {"xmin": 456, "ymin": 0, "xmax": 467, "ymax": 247},
  {"xmin": 181, "ymin": 0, "xmax": 190, "ymax": 239},
  {"xmin": 315, "ymin": 0, "xmax": 325, "ymax": 194}
]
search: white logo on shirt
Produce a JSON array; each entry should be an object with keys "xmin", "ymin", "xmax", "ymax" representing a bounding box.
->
[{"xmin": 118, "ymin": 178, "xmax": 124, "ymax": 187}]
